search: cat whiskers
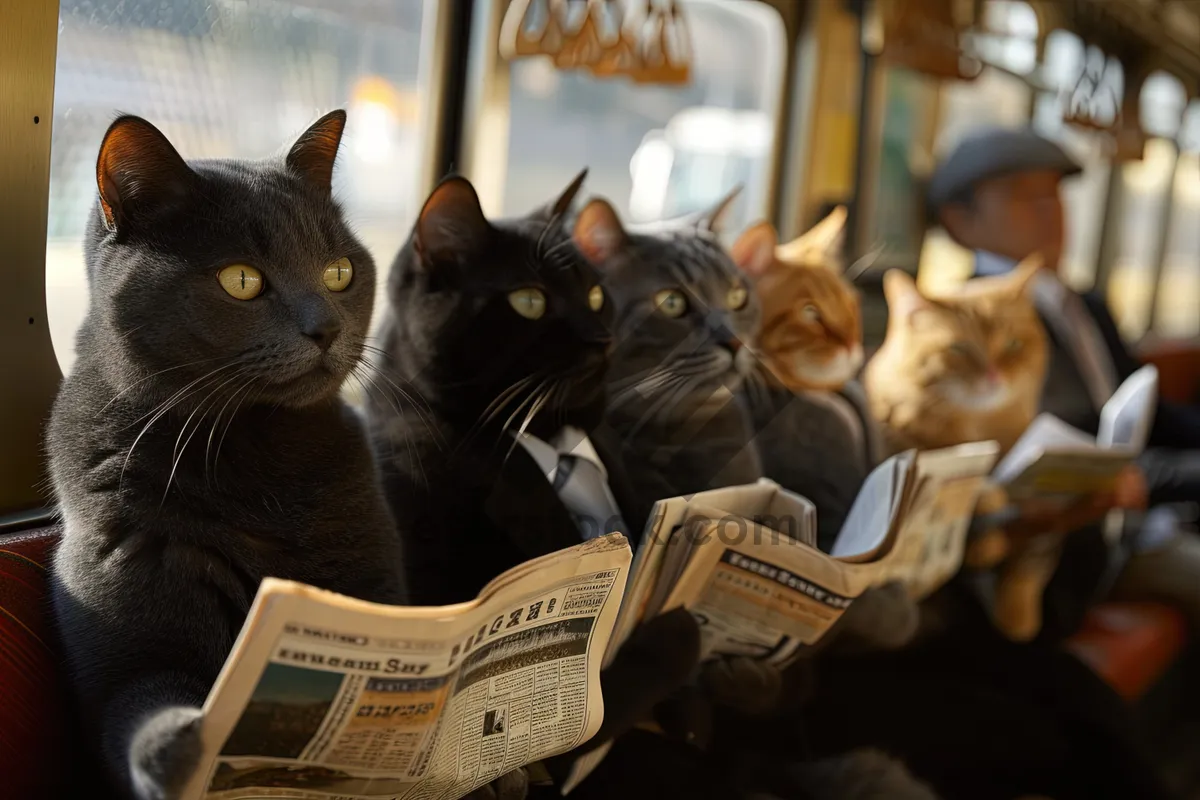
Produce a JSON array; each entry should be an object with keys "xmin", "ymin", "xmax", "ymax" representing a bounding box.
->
[
  {"xmin": 502, "ymin": 378, "xmax": 560, "ymax": 464},
  {"xmin": 205, "ymin": 372, "xmax": 262, "ymax": 485},
  {"xmin": 351, "ymin": 364, "xmax": 428, "ymax": 488},
  {"xmin": 120, "ymin": 361, "xmax": 243, "ymax": 491},
  {"xmin": 163, "ymin": 366, "xmax": 257, "ymax": 505},
  {"xmin": 101, "ymin": 356, "xmax": 226, "ymax": 415}
]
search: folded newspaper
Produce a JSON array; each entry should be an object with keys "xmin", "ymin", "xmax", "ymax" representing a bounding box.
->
[
  {"xmin": 991, "ymin": 365, "xmax": 1158, "ymax": 501},
  {"xmin": 563, "ymin": 440, "xmax": 998, "ymax": 793},
  {"xmin": 178, "ymin": 533, "xmax": 632, "ymax": 800}
]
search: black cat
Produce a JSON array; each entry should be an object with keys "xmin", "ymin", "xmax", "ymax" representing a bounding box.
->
[
  {"xmin": 365, "ymin": 173, "xmax": 700, "ymax": 790},
  {"xmin": 367, "ymin": 171, "xmax": 629, "ymax": 605},
  {"xmin": 48, "ymin": 111, "xmax": 405, "ymax": 800}
]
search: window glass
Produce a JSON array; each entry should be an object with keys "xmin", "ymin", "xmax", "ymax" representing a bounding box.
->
[
  {"xmin": 47, "ymin": 0, "xmax": 434, "ymax": 376},
  {"xmin": 974, "ymin": 0, "xmax": 1039, "ymax": 75},
  {"xmin": 1107, "ymin": 73, "xmax": 1188, "ymax": 339},
  {"xmin": 1140, "ymin": 71, "xmax": 1188, "ymax": 140},
  {"xmin": 1031, "ymin": 32, "xmax": 1114, "ymax": 292},
  {"xmin": 501, "ymin": 0, "xmax": 785, "ymax": 237},
  {"xmin": 918, "ymin": 65, "xmax": 1032, "ymax": 292},
  {"xmin": 1154, "ymin": 147, "xmax": 1200, "ymax": 338}
]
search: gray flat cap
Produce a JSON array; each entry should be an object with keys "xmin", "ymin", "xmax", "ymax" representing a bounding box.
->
[{"xmin": 928, "ymin": 127, "xmax": 1082, "ymax": 210}]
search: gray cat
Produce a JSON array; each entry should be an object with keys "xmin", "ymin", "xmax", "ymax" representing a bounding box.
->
[
  {"xmin": 48, "ymin": 111, "xmax": 405, "ymax": 800},
  {"xmin": 573, "ymin": 192, "xmax": 763, "ymax": 515}
]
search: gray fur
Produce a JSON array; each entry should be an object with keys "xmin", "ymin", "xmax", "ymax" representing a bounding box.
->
[
  {"xmin": 743, "ymin": 381, "xmax": 879, "ymax": 552},
  {"xmin": 48, "ymin": 113, "xmax": 404, "ymax": 800},
  {"xmin": 784, "ymin": 749, "xmax": 941, "ymax": 800},
  {"xmin": 593, "ymin": 201, "xmax": 763, "ymax": 503}
]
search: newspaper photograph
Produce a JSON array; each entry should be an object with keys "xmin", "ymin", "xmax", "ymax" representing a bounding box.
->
[{"xmin": 177, "ymin": 534, "xmax": 632, "ymax": 800}]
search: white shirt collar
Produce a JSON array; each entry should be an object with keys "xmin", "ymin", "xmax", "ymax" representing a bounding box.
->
[
  {"xmin": 974, "ymin": 250, "xmax": 1018, "ymax": 277},
  {"xmin": 513, "ymin": 425, "xmax": 606, "ymax": 484}
]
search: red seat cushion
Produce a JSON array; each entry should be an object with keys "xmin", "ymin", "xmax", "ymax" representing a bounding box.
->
[
  {"xmin": 0, "ymin": 526, "xmax": 70, "ymax": 799},
  {"xmin": 1065, "ymin": 601, "xmax": 1187, "ymax": 702}
]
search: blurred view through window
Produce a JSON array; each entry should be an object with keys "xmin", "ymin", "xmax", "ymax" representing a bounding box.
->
[
  {"xmin": 501, "ymin": 0, "xmax": 785, "ymax": 238},
  {"xmin": 46, "ymin": 0, "xmax": 434, "ymax": 376}
]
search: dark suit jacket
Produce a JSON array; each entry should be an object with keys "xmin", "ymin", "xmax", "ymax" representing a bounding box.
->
[
  {"xmin": 975, "ymin": 273, "xmax": 1200, "ymax": 641},
  {"xmin": 1039, "ymin": 290, "xmax": 1200, "ymax": 506}
]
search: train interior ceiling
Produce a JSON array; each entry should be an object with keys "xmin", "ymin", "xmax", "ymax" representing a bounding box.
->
[{"xmin": 2, "ymin": 0, "xmax": 1200, "ymax": 793}]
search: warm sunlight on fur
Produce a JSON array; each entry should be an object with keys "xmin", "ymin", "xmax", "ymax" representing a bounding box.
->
[
  {"xmin": 730, "ymin": 207, "xmax": 863, "ymax": 392},
  {"xmin": 864, "ymin": 257, "xmax": 1047, "ymax": 455}
]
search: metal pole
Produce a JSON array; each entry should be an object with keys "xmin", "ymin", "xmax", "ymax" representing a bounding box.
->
[{"xmin": 847, "ymin": 0, "xmax": 876, "ymax": 266}]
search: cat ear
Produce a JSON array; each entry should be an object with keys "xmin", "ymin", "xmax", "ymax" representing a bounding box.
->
[
  {"xmin": 96, "ymin": 115, "xmax": 195, "ymax": 232},
  {"xmin": 286, "ymin": 110, "xmax": 347, "ymax": 193},
  {"xmin": 882, "ymin": 269, "xmax": 931, "ymax": 320},
  {"xmin": 777, "ymin": 206, "xmax": 847, "ymax": 268},
  {"xmin": 730, "ymin": 221, "xmax": 778, "ymax": 278},
  {"xmin": 531, "ymin": 168, "xmax": 589, "ymax": 222},
  {"xmin": 573, "ymin": 198, "xmax": 627, "ymax": 265},
  {"xmin": 415, "ymin": 176, "xmax": 491, "ymax": 263},
  {"xmin": 695, "ymin": 185, "xmax": 743, "ymax": 235}
]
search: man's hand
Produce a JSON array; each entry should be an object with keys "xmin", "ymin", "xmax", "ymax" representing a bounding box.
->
[
  {"xmin": 1005, "ymin": 465, "xmax": 1147, "ymax": 540},
  {"xmin": 1113, "ymin": 464, "xmax": 1148, "ymax": 510}
]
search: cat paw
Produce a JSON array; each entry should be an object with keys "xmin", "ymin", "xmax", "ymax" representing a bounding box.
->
[
  {"xmin": 129, "ymin": 706, "xmax": 204, "ymax": 800},
  {"xmin": 965, "ymin": 528, "xmax": 1011, "ymax": 568},
  {"xmin": 976, "ymin": 481, "xmax": 1009, "ymax": 515},
  {"xmin": 699, "ymin": 656, "xmax": 782, "ymax": 714},
  {"xmin": 834, "ymin": 582, "xmax": 919, "ymax": 652},
  {"xmin": 464, "ymin": 768, "xmax": 529, "ymax": 800},
  {"xmin": 784, "ymin": 749, "xmax": 939, "ymax": 800}
]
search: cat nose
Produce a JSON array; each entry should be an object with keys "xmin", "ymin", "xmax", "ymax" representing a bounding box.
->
[
  {"xmin": 722, "ymin": 338, "xmax": 743, "ymax": 355},
  {"xmin": 301, "ymin": 315, "xmax": 341, "ymax": 351}
]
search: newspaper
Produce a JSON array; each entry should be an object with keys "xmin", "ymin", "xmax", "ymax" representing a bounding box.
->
[
  {"xmin": 563, "ymin": 441, "xmax": 998, "ymax": 793},
  {"xmin": 177, "ymin": 534, "xmax": 632, "ymax": 800},
  {"xmin": 991, "ymin": 365, "xmax": 1158, "ymax": 501}
]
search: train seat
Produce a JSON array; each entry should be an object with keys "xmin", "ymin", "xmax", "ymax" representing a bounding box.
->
[{"xmin": 0, "ymin": 525, "xmax": 72, "ymax": 799}]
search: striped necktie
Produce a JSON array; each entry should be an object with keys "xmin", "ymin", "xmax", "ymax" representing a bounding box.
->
[{"xmin": 1032, "ymin": 272, "xmax": 1118, "ymax": 411}]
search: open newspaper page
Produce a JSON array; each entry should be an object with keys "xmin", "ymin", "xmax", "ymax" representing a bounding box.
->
[
  {"xmin": 869, "ymin": 442, "xmax": 1000, "ymax": 599},
  {"xmin": 992, "ymin": 366, "xmax": 1156, "ymax": 502},
  {"xmin": 179, "ymin": 534, "xmax": 632, "ymax": 800}
]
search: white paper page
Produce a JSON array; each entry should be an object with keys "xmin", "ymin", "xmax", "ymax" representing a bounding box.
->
[
  {"xmin": 830, "ymin": 453, "xmax": 909, "ymax": 559},
  {"xmin": 1098, "ymin": 364, "xmax": 1158, "ymax": 451},
  {"xmin": 992, "ymin": 413, "xmax": 1096, "ymax": 485}
]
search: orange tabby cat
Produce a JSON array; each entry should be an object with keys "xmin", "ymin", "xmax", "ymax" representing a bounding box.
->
[
  {"xmin": 864, "ymin": 259, "xmax": 1056, "ymax": 641},
  {"xmin": 865, "ymin": 261, "xmax": 1046, "ymax": 455},
  {"xmin": 732, "ymin": 206, "xmax": 863, "ymax": 391}
]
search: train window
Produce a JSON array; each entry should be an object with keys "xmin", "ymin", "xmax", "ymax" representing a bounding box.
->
[
  {"xmin": 1032, "ymin": 31, "xmax": 1115, "ymax": 293},
  {"xmin": 1152, "ymin": 99, "xmax": 1200, "ymax": 339},
  {"xmin": 45, "ymin": 0, "xmax": 436, "ymax": 376},
  {"xmin": 499, "ymin": 0, "xmax": 785, "ymax": 235},
  {"xmin": 1108, "ymin": 72, "xmax": 1188, "ymax": 340},
  {"xmin": 974, "ymin": 0, "xmax": 1039, "ymax": 75}
]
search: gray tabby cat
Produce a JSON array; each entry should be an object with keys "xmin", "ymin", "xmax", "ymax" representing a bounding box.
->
[
  {"xmin": 574, "ymin": 198, "xmax": 934, "ymax": 800},
  {"xmin": 572, "ymin": 192, "xmax": 763, "ymax": 515},
  {"xmin": 48, "ymin": 111, "xmax": 405, "ymax": 800}
]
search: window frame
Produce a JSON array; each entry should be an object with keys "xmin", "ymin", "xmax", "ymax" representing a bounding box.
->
[
  {"xmin": 0, "ymin": 0, "xmax": 456, "ymax": 524},
  {"xmin": 0, "ymin": 0, "xmax": 61, "ymax": 524}
]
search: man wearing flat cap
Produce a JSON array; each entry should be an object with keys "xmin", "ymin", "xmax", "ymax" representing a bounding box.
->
[{"xmin": 929, "ymin": 125, "xmax": 1200, "ymax": 638}]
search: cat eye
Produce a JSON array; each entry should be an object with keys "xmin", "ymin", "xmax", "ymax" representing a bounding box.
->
[
  {"xmin": 588, "ymin": 285, "xmax": 605, "ymax": 312},
  {"xmin": 509, "ymin": 287, "xmax": 547, "ymax": 320},
  {"xmin": 323, "ymin": 257, "xmax": 353, "ymax": 292},
  {"xmin": 218, "ymin": 264, "xmax": 264, "ymax": 301},
  {"xmin": 654, "ymin": 289, "xmax": 688, "ymax": 318},
  {"xmin": 1005, "ymin": 337, "xmax": 1023, "ymax": 354},
  {"xmin": 800, "ymin": 303, "xmax": 821, "ymax": 323},
  {"xmin": 727, "ymin": 284, "xmax": 749, "ymax": 310},
  {"xmin": 949, "ymin": 342, "xmax": 973, "ymax": 357}
]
